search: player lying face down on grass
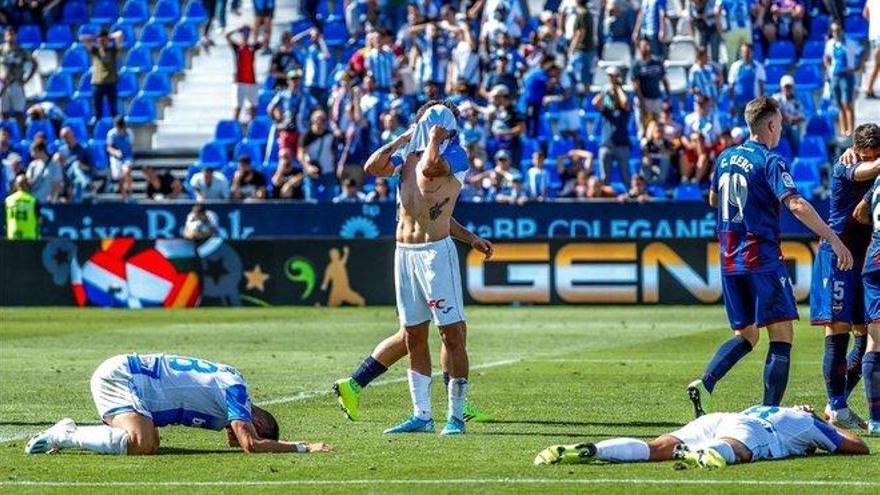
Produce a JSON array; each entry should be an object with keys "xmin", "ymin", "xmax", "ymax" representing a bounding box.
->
[
  {"xmin": 25, "ymin": 354, "xmax": 333, "ymax": 455},
  {"xmin": 534, "ymin": 405, "xmax": 869, "ymax": 468}
]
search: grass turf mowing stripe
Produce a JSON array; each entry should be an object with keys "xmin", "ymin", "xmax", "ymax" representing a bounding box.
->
[{"xmin": 0, "ymin": 479, "xmax": 878, "ymax": 487}]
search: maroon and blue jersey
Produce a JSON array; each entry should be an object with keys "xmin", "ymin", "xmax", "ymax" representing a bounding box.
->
[
  {"xmin": 862, "ymin": 178, "xmax": 880, "ymax": 275},
  {"xmin": 712, "ymin": 140, "xmax": 798, "ymax": 274},
  {"xmin": 827, "ymin": 160, "xmax": 872, "ymax": 249}
]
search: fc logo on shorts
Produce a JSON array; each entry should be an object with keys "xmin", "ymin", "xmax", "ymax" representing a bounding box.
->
[{"xmin": 427, "ymin": 298, "xmax": 447, "ymax": 309}]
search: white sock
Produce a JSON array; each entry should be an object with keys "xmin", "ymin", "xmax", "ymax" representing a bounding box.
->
[
  {"xmin": 407, "ymin": 369, "xmax": 432, "ymax": 420},
  {"xmin": 64, "ymin": 425, "xmax": 130, "ymax": 455},
  {"xmin": 447, "ymin": 377, "xmax": 469, "ymax": 421},
  {"xmin": 595, "ymin": 438, "xmax": 650, "ymax": 463},
  {"xmin": 701, "ymin": 439, "xmax": 737, "ymax": 464}
]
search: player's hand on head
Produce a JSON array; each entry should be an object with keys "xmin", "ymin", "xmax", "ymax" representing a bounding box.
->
[
  {"xmin": 429, "ymin": 126, "xmax": 450, "ymax": 141},
  {"xmin": 839, "ymin": 147, "xmax": 859, "ymax": 166}
]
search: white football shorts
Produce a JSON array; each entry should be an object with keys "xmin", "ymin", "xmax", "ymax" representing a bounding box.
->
[
  {"xmin": 670, "ymin": 412, "xmax": 773, "ymax": 461},
  {"xmin": 90, "ymin": 355, "xmax": 152, "ymax": 422},
  {"xmin": 394, "ymin": 237, "xmax": 466, "ymax": 327}
]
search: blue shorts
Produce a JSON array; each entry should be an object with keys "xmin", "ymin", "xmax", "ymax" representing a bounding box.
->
[
  {"xmin": 253, "ymin": 0, "xmax": 275, "ymax": 16},
  {"xmin": 810, "ymin": 244, "xmax": 865, "ymax": 326},
  {"xmin": 722, "ymin": 266, "xmax": 799, "ymax": 330},
  {"xmin": 863, "ymin": 270, "xmax": 880, "ymax": 323},
  {"xmin": 831, "ymin": 73, "xmax": 855, "ymax": 104}
]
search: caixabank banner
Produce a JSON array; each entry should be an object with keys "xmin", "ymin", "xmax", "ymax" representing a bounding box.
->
[{"xmin": 0, "ymin": 238, "xmax": 817, "ymax": 307}]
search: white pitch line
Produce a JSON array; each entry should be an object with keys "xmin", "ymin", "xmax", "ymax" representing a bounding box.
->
[
  {"xmin": 0, "ymin": 478, "xmax": 878, "ymax": 488},
  {"xmin": 534, "ymin": 358, "xmax": 825, "ymax": 365},
  {"xmin": 257, "ymin": 358, "xmax": 521, "ymax": 406}
]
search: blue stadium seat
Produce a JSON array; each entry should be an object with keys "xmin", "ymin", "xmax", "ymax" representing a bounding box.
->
[
  {"xmin": 25, "ymin": 119, "xmax": 56, "ymax": 142},
  {"xmin": 74, "ymin": 72, "xmax": 93, "ymax": 99},
  {"xmin": 117, "ymin": 69, "xmax": 139, "ymax": 99},
  {"xmin": 805, "ymin": 115, "xmax": 835, "ymax": 139},
  {"xmin": 547, "ymin": 136, "xmax": 575, "ymax": 161},
  {"xmin": 63, "ymin": 117, "xmax": 89, "ymax": 143},
  {"xmin": 151, "ymin": 0, "xmax": 182, "ymax": 24},
  {"xmin": 246, "ymin": 116, "xmax": 272, "ymax": 146},
  {"xmin": 139, "ymin": 71, "xmax": 172, "ymax": 99},
  {"xmin": 59, "ymin": 44, "xmax": 90, "ymax": 75},
  {"xmin": 214, "ymin": 120, "xmax": 243, "ymax": 148},
  {"xmin": 323, "ymin": 21, "xmax": 348, "ymax": 48},
  {"xmin": 90, "ymin": 0, "xmax": 120, "ymax": 25},
  {"xmin": 264, "ymin": 139, "xmax": 280, "ymax": 166},
  {"xmin": 256, "ymin": 90, "xmax": 274, "ymax": 115},
  {"xmin": 797, "ymin": 91, "xmax": 817, "ymax": 118},
  {"xmin": 845, "ymin": 14, "xmax": 869, "ymax": 40},
  {"xmin": 776, "ymin": 137, "xmax": 793, "ymax": 163},
  {"xmin": 77, "ymin": 24, "xmax": 101, "ymax": 39},
  {"xmin": 291, "ymin": 18, "xmax": 313, "ymax": 37},
  {"xmin": 800, "ymin": 40, "xmax": 825, "ymax": 65},
  {"xmin": 154, "ymin": 46, "xmax": 184, "ymax": 74},
  {"xmin": 1, "ymin": 119, "xmax": 22, "ymax": 141},
  {"xmin": 119, "ymin": 0, "xmax": 150, "ymax": 26},
  {"xmin": 801, "ymin": 135, "xmax": 829, "ymax": 162},
  {"xmin": 124, "ymin": 44, "xmax": 154, "ymax": 74},
  {"xmin": 673, "ymin": 184, "xmax": 703, "ymax": 201},
  {"xmin": 763, "ymin": 66, "xmax": 787, "ymax": 95},
  {"xmin": 169, "ymin": 21, "xmax": 199, "ymax": 49},
  {"xmin": 109, "ymin": 23, "xmax": 136, "ymax": 49},
  {"xmin": 765, "ymin": 41, "xmax": 796, "ymax": 67},
  {"xmin": 182, "ymin": 0, "xmax": 209, "ymax": 23},
  {"xmin": 93, "ymin": 117, "xmax": 114, "ymax": 140},
  {"xmin": 17, "ymin": 25, "xmax": 42, "ymax": 50},
  {"xmin": 197, "ymin": 141, "xmax": 228, "ymax": 167},
  {"xmin": 44, "ymin": 73, "xmax": 74, "ymax": 100},
  {"xmin": 791, "ymin": 158, "xmax": 820, "ymax": 189},
  {"xmin": 138, "ymin": 22, "xmax": 168, "ymax": 50},
  {"xmin": 234, "ymin": 141, "xmax": 263, "ymax": 165},
  {"xmin": 43, "ymin": 25, "xmax": 73, "ymax": 50},
  {"xmin": 809, "ymin": 16, "xmax": 831, "ymax": 40},
  {"xmin": 62, "ymin": 1, "xmax": 89, "ymax": 25},
  {"xmin": 793, "ymin": 64, "xmax": 823, "ymax": 92},
  {"xmin": 89, "ymin": 139, "xmax": 109, "ymax": 172},
  {"xmin": 66, "ymin": 97, "xmax": 92, "ymax": 121},
  {"xmin": 126, "ymin": 96, "xmax": 157, "ymax": 125}
]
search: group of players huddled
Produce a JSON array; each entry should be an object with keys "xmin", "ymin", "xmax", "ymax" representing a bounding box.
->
[{"xmin": 25, "ymin": 97, "xmax": 876, "ymax": 471}]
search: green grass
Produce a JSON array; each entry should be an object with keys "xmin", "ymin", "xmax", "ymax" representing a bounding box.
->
[{"xmin": 0, "ymin": 306, "xmax": 877, "ymax": 494}]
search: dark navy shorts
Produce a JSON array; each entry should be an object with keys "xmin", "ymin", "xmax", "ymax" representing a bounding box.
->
[{"xmin": 722, "ymin": 265, "xmax": 799, "ymax": 330}]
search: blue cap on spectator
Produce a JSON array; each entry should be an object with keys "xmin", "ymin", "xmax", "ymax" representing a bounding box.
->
[{"xmin": 495, "ymin": 149, "xmax": 511, "ymax": 161}]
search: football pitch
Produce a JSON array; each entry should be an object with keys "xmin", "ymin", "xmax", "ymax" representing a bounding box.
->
[{"xmin": 0, "ymin": 306, "xmax": 878, "ymax": 494}]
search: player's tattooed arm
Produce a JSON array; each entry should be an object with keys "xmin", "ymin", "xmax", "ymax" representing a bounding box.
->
[
  {"xmin": 364, "ymin": 128, "xmax": 414, "ymax": 176},
  {"xmin": 429, "ymin": 197, "xmax": 450, "ymax": 220}
]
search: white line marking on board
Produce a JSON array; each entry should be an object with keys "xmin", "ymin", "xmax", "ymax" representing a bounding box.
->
[
  {"xmin": 0, "ymin": 479, "xmax": 877, "ymax": 488},
  {"xmin": 257, "ymin": 358, "xmax": 520, "ymax": 406}
]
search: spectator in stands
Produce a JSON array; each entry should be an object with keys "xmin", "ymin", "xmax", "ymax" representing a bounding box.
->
[
  {"xmin": 448, "ymin": 17, "xmax": 480, "ymax": 96},
  {"xmin": 482, "ymin": 53, "xmax": 517, "ymax": 99},
  {"xmin": 825, "ymin": 21, "xmax": 861, "ymax": 137},
  {"xmin": 484, "ymin": 85, "xmax": 525, "ymax": 166},
  {"xmin": 200, "ymin": 0, "xmax": 219, "ymax": 50},
  {"xmin": 2, "ymin": 152, "xmax": 24, "ymax": 192},
  {"xmin": 26, "ymin": 150, "xmax": 62, "ymax": 204},
  {"xmin": 567, "ymin": 0, "xmax": 595, "ymax": 93},
  {"xmin": 365, "ymin": 177, "xmax": 392, "ymax": 203},
  {"xmin": 293, "ymin": 28, "xmax": 333, "ymax": 108},
  {"xmin": 189, "ymin": 166, "xmax": 230, "ymax": 201},
  {"xmin": 412, "ymin": 23, "xmax": 451, "ymax": 93},
  {"xmin": 632, "ymin": 0, "xmax": 667, "ymax": 56},
  {"xmin": 332, "ymin": 178, "xmax": 366, "ymax": 203},
  {"xmin": 491, "ymin": 149, "xmax": 522, "ymax": 190},
  {"xmin": 0, "ymin": 127, "xmax": 13, "ymax": 166},
  {"xmin": 271, "ymin": 148, "xmax": 304, "ymax": 199},
  {"xmin": 81, "ymin": 29, "xmax": 123, "ymax": 123},
  {"xmin": 58, "ymin": 127, "xmax": 94, "ymax": 203},
  {"xmin": 604, "ymin": 0, "xmax": 637, "ymax": 41},
  {"xmin": 688, "ymin": 47, "xmax": 722, "ymax": 105},
  {"xmin": 230, "ymin": 155, "xmax": 267, "ymax": 201},
  {"xmin": 299, "ymin": 109, "xmax": 336, "ymax": 201},
  {"xmin": 106, "ymin": 116, "xmax": 134, "ymax": 201},
  {"xmin": 496, "ymin": 176, "xmax": 530, "ymax": 205},
  {"xmin": 338, "ymin": 88, "xmax": 371, "ymax": 186},
  {"xmin": 380, "ymin": 111, "xmax": 407, "ymax": 146},
  {"xmin": 718, "ymin": 0, "xmax": 752, "ymax": 63},
  {"xmin": 522, "ymin": 57, "xmax": 556, "ymax": 138},
  {"xmin": 688, "ymin": 0, "xmax": 722, "ymax": 62},
  {"xmin": 270, "ymin": 69, "xmax": 313, "ymax": 159},
  {"xmin": 681, "ymin": 96, "xmax": 719, "ymax": 184},
  {"xmin": 617, "ymin": 174, "xmax": 652, "ymax": 203},
  {"xmin": 768, "ymin": 0, "xmax": 806, "ymax": 50},
  {"xmin": 253, "ymin": 0, "xmax": 275, "ymax": 55},
  {"xmin": 364, "ymin": 31, "xmax": 397, "ymax": 93},
  {"xmin": 0, "ymin": 28, "xmax": 37, "ymax": 131},
  {"xmin": 526, "ymin": 149, "xmax": 550, "ymax": 201},
  {"xmin": 867, "ymin": 0, "xmax": 880, "ymax": 98},
  {"xmin": 144, "ymin": 165, "xmax": 183, "ymax": 200},
  {"xmin": 727, "ymin": 44, "xmax": 766, "ymax": 120},
  {"xmin": 561, "ymin": 149, "xmax": 594, "ymax": 193},
  {"xmin": 773, "ymin": 75, "xmax": 805, "ymax": 155},
  {"xmin": 227, "ymin": 26, "xmax": 264, "ymax": 123},
  {"xmin": 269, "ymin": 32, "xmax": 297, "ymax": 89},
  {"xmin": 631, "ymin": 38, "xmax": 670, "ymax": 135},
  {"xmin": 641, "ymin": 121, "xmax": 673, "ymax": 185},
  {"xmin": 26, "ymin": 102, "xmax": 66, "ymax": 136},
  {"xmin": 593, "ymin": 66, "xmax": 632, "ymax": 185},
  {"xmin": 460, "ymin": 102, "xmax": 487, "ymax": 167},
  {"xmin": 544, "ymin": 67, "xmax": 580, "ymax": 142},
  {"xmin": 182, "ymin": 203, "xmax": 220, "ymax": 241}
]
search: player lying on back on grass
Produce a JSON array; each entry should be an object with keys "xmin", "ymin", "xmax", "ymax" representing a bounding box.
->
[
  {"xmin": 534, "ymin": 405, "xmax": 868, "ymax": 468},
  {"xmin": 26, "ymin": 353, "xmax": 333, "ymax": 455},
  {"xmin": 333, "ymin": 217, "xmax": 495, "ymax": 423}
]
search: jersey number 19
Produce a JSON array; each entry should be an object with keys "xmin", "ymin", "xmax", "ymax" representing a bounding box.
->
[{"xmin": 718, "ymin": 172, "xmax": 749, "ymax": 223}]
